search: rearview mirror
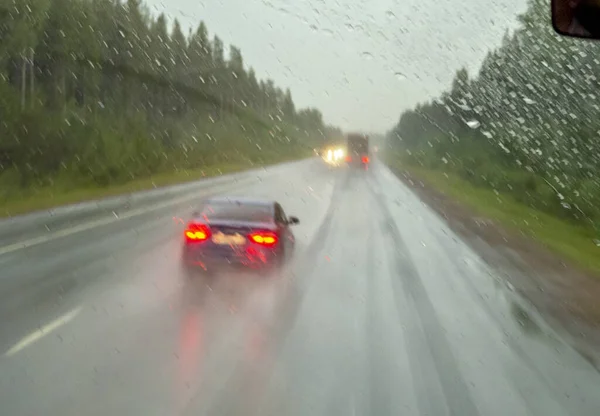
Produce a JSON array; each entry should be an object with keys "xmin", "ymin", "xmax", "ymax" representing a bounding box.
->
[
  {"xmin": 288, "ymin": 216, "xmax": 300, "ymax": 225},
  {"xmin": 552, "ymin": 0, "xmax": 600, "ymax": 39}
]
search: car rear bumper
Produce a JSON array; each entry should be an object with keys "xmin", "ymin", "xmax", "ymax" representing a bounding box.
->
[{"xmin": 182, "ymin": 244, "xmax": 281, "ymax": 270}]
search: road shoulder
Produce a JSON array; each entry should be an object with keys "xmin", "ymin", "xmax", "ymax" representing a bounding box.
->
[{"xmin": 385, "ymin": 162, "xmax": 600, "ymax": 371}]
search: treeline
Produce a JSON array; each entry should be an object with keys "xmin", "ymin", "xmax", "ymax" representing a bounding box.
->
[
  {"xmin": 0, "ymin": 0, "xmax": 330, "ymax": 195},
  {"xmin": 388, "ymin": 0, "xmax": 600, "ymax": 230}
]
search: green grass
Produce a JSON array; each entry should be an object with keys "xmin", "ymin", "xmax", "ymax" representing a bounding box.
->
[
  {"xmin": 393, "ymin": 162, "xmax": 600, "ymax": 274},
  {"xmin": 0, "ymin": 152, "xmax": 307, "ymax": 218}
]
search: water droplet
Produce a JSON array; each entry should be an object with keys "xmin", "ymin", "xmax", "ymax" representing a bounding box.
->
[
  {"xmin": 466, "ymin": 120, "xmax": 480, "ymax": 129},
  {"xmin": 394, "ymin": 72, "xmax": 406, "ymax": 81},
  {"xmin": 361, "ymin": 51, "xmax": 374, "ymax": 60},
  {"xmin": 385, "ymin": 10, "xmax": 396, "ymax": 19},
  {"xmin": 523, "ymin": 97, "xmax": 535, "ymax": 105}
]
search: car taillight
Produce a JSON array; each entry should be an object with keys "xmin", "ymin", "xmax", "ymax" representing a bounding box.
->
[
  {"xmin": 362, "ymin": 156, "xmax": 369, "ymax": 163},
  {"xmin": 248, "ymin": 232, "xmax": 278, "ymax": 247},
  {"xmin": 185, "ymin": 223, "xmax": 211, "ymax": 243},
  {"xmin": 345, "ymin": 155, "xmax": 352, "ymax": 162}
]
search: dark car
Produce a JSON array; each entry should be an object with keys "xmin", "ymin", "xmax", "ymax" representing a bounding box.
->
[
  {"xmin": 181, "ymin": 196, "xmax": 299, "ymax": 276},
  {"xmin": 346, "ymin": 133, "xmax": 370, "ymax": 170}
]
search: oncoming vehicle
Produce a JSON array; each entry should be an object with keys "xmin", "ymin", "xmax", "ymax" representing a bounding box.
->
[
  {"xmin": 321, "ymin": 145, "xmax": 345, "ymax": 166},
  {"xmin": 345, "ymin": 133, "xmax": 370, "ymax": 170},
  {"xmin": 181, "ymin": 196, "xmax": 299, "ymax": 276}
]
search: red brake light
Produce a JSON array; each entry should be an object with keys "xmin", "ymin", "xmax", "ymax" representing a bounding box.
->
[
  {"xmin": 362, "ymin": 156, "xmax": 369, "ymax": 163},
  {"xmin": 185, "ymin": 223, "xmax": 211, "ymax": 242},
  {"xmin": 248, "ymin": 232, "xmax": 278, "ymax": 247},
  {"xmin": 345, "ymin": 155, "xmax": 352, "ymax": 162}
]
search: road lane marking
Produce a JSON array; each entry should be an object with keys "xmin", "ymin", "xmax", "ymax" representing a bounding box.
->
[
  {"xmin": 0, "ymin": 178, "xmax": 256, "ymax": 257},
  {"xmin": 4, "ymin": 306, "xmax": 82, "ymax": 357}
]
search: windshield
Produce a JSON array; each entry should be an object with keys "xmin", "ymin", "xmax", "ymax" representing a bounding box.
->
[{"xmin": 3, "ymin": 0, "xmax": 600, "ymax": 415}]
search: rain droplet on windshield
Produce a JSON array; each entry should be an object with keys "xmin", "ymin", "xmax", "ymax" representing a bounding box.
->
[
  {"xmin": 361, "ymin": 51, "xmax": 374, "ymax": 60},
  {"xmin": 466, "ymin": 120, "xmax": 480, "ymax": 129},
  {"xmin": 394, "ymin": 72, "xmax": 406, "ymax": 81}
]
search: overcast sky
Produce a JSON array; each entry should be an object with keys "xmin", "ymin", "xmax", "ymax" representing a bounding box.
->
[{"xmin": 145, "ymin": 0, "xmax": 528, "ymax": 132}]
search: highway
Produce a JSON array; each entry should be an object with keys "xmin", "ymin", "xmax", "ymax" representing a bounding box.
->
[{"xmin": 1, "ymin": 158, "xmax": 599, "ymax": 416}]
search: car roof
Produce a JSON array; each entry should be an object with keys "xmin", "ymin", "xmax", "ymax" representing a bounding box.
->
[{"xmin": 205, "ymin": 196, "xmax": 275, "ymax": 208}]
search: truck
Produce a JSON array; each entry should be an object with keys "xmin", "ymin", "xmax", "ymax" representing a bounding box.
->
[{"xmin": 345, "ymin": 133, "xmax": 370, "ymax": 169}]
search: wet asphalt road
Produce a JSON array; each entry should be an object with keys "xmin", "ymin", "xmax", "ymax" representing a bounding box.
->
[{"xmin": 1, "ymin": 158, "xmax": 600, "ymax": 416}]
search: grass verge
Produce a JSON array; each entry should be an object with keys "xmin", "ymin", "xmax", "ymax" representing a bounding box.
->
[
  {"xmin": 0, "ymin": 153, "xmax": 307, "ymax": 218},
  {"xmin": 393, "ymin": 162, "xmax": 600, "ymax": 274}
]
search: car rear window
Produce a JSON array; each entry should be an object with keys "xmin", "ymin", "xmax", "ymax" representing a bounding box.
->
[{"xmin": 200, "ymin": 202, "xmax": 274, "ymax": 223}]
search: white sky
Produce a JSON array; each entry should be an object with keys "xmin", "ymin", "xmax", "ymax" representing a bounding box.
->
[{"xmin": 145, "ymin": 0, "xmax": 528, "ymax": 132}]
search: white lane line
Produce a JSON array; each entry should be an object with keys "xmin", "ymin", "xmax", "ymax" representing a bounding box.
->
[
  {"xmin": 0, "ymin": 179, "xmax": 255, "ymax": 257},
  {"xmin": 4, "ymin": 306, "xmax": 82, "ymax": 357}
]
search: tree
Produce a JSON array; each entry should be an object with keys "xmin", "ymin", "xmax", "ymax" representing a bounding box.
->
[
  {"xmin": 0, "ymin": 0, "xmax": 332, "ymax": 195},
  {"xmin": 228, "ymin": 45, "xmax": 243, "ymax": 74},
  {"xmin": 211, "ymin": 35, "xmax": 225, "ymax": 69},
  {"xmin": 187, "ymin": 21, "xmax": 212, "ymax": 79},
  {"xmin": 388, "ymin": 0, "xmax": 600, "ymax": 224},
  {"xmin": 282, "ymin": 88, "xmax": 295, "ymax": 119}
]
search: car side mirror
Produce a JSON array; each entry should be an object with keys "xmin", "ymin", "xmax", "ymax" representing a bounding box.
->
[
  {"xmin": 552, "ymin": 0, "xmax": 600, "ymax": 39},
  {"xmin": 288, "ymin": 216, "xmax": 300, "ymax": 225}
]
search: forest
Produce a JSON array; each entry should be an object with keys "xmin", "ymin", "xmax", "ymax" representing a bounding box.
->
[
  {"xmin": 0, "ymin": 0, "xmax": 336, "ymax": 203},
  {"xmin": 387, "ymin": 0, "xmax": 600, "ymax": 231}
]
